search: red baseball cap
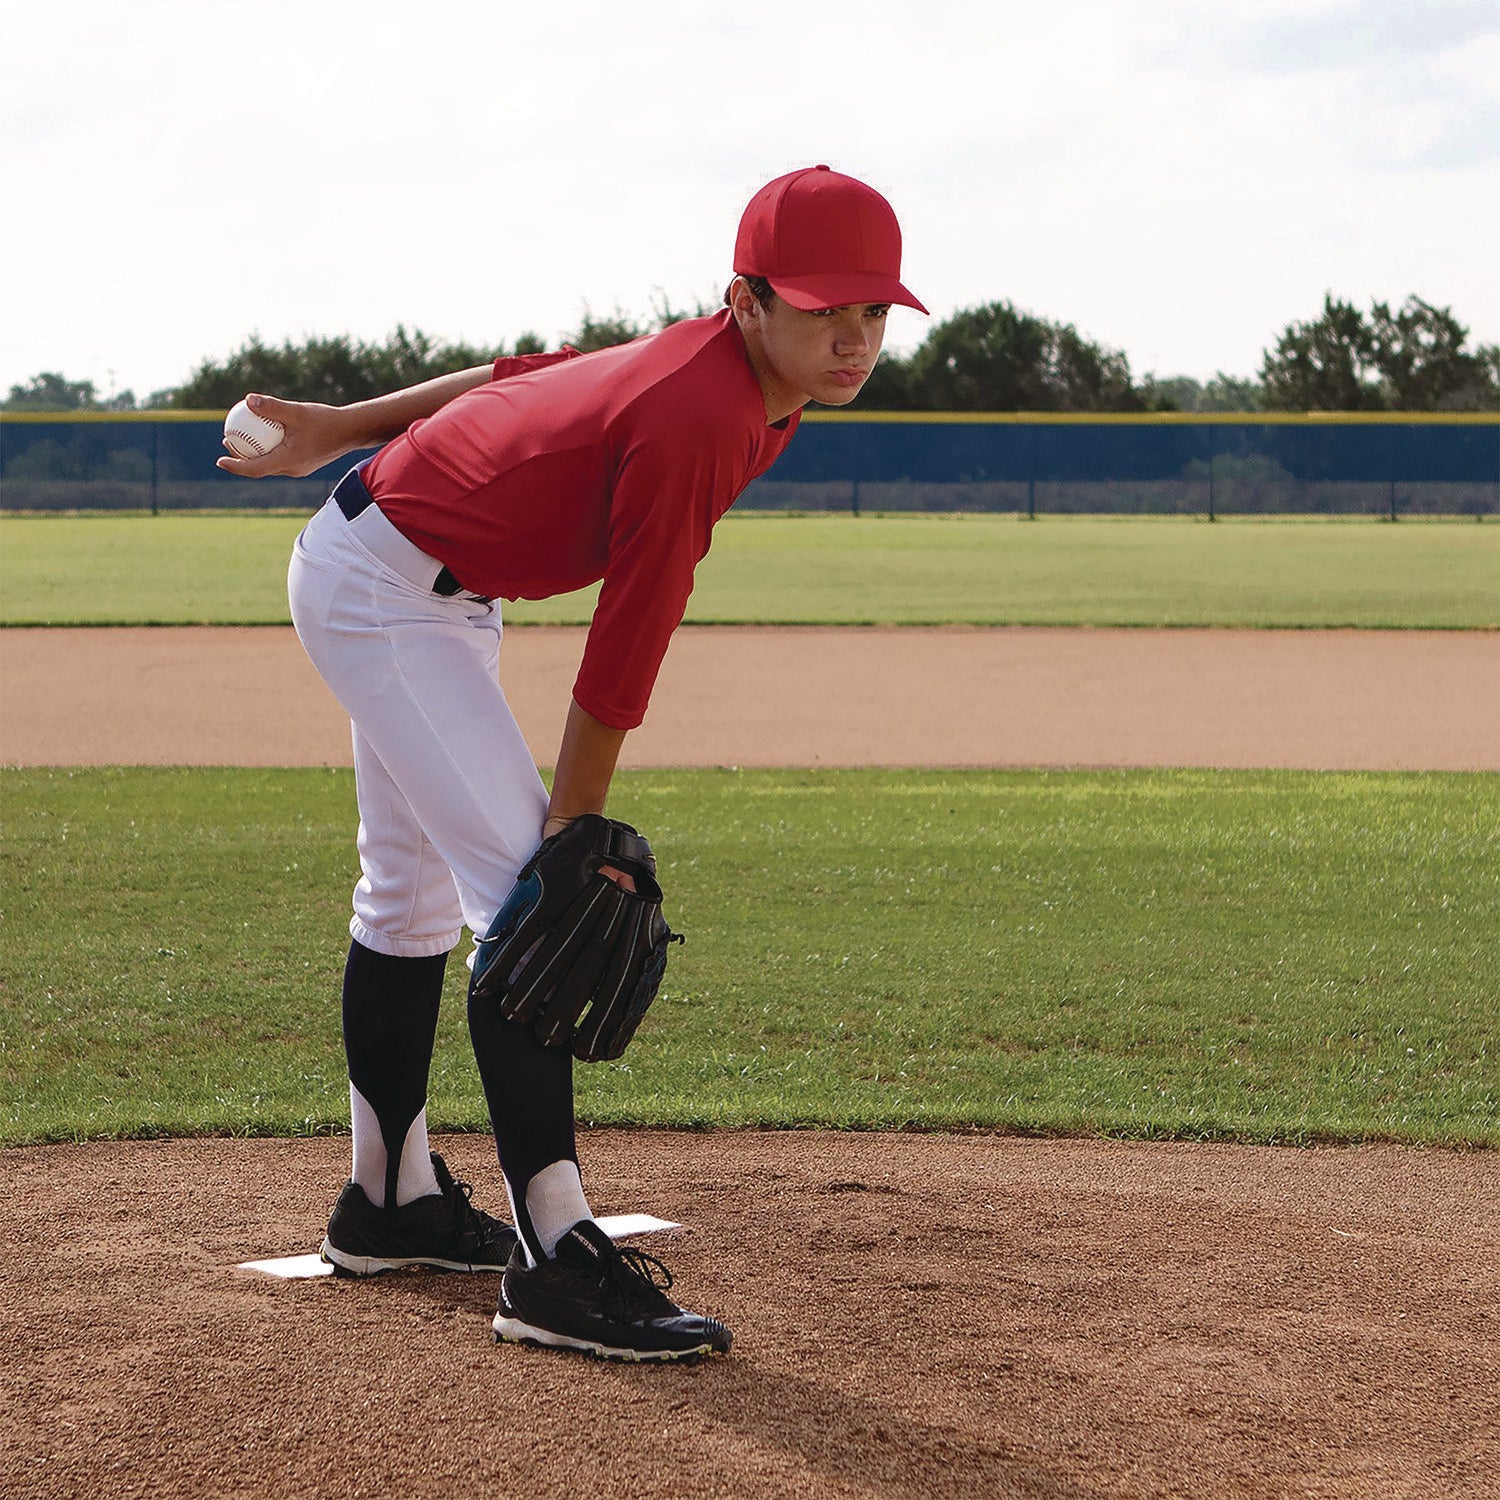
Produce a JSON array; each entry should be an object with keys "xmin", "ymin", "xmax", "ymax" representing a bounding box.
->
[{"xmin": 734, "ymin": 165, "xmax": 928, "ymax": 315}]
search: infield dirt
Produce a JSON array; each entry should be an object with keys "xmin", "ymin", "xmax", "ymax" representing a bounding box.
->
[
  {"xmin": 3, "ymin": 624, "xmax": 1497, "ymax": 770},
  {"xmin": 3, "ymin": 625, "xmax": 1497, "ymax": 1499}
]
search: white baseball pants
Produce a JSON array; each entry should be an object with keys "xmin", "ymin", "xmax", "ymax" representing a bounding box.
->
[{"xmin": 287, "ymin": 495, "xmax": 550, "ymax": 959}]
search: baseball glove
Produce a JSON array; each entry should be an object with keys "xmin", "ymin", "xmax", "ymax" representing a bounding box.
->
[{"xmin": 470, "ymin": 815, "xmax": 683, "ymax": 1062}]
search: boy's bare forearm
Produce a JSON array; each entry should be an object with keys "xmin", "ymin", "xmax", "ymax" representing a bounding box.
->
[
  {"xmin": 544, "ymin": 700, "xmax": 629, "ymax": 837},
  {"xmin": 340, "ymin": 365, "xmax": 497, "ymax": 446},
  {"xmin": 216, "ymin": 364, "xmax": 495, "ymax": 478}
]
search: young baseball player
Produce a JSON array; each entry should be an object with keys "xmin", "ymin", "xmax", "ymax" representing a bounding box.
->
[{"xmin": 221, "ymin": 165, "xmax": 925, "ymax": 1361}]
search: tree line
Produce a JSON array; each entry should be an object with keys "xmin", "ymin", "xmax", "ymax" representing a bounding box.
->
[{"xmin": 6, "ymin": 294, "xmax": 1497, "ymax": 415}]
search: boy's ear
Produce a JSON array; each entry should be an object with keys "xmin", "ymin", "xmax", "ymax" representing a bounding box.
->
[{"xmin": 727, "ymin": 276, "xmax": 763, "ymax": 329}]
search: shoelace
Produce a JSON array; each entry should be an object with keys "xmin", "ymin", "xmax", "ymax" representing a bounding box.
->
[
  {"xmin": 448, "ymin": 1173, "xmax": 507, "ymax": 1245},
  {"xmin": 600, "ymin": 1244, "xmax": 677, "ymax": 1308}
]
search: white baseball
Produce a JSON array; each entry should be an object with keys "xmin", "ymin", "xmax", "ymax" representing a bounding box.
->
[{"xmin": 223, "ymin": 399, "xmax": 286, "ymax": 459}]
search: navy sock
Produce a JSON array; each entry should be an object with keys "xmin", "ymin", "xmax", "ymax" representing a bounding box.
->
[
  {"xmin": 342, "ymin": 940, "xmax": 447, "ymax": 1210},
  {"xmin": 467, "ymin": 981, "xmax": 578, "ymax": 1260}
]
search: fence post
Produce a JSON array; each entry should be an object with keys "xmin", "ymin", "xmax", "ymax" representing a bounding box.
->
[
  {"xmin": 1207, "ymin": 424, "xmax": 1216, "ymax": 523},
  {"xmin": 851, "ymin": 479, "xmax": 860, "ymax": 517},
  {"xmin": 151, "ymin": 420, "xmax": 160, "ymax": 516},
  {"xmin": 1388, "ymin": 424, "xmax": 1398, "ymax": 522},
  {"xmin": 1026, "ymin": 422, "xmax": 1037, "ymax": 520}
]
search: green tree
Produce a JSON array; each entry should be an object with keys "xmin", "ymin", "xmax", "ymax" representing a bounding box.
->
[
  {"xmin": 896, "ymin": 302, "xmax": 1146, "ymax": 412},
  {"xmin": 566, "ymin": 307, "xmax": 652, "ymax": 354},
  {"xmin": 1480, "ymin": 344, "xmax": 1500, "ymax": 402},
  {"xmin": 1199, "ymin": 373, "xmax": 1266, "ymax": 412},
  {"xmin": 1369, "ymin": 297, "xmax": 1499, "ymax": 410},
  {"xmin": 857, "ymin": 350, "xmax": 915, "ymax": 409},
  {"xmin": 1260, "ymin": 294, "xmax": 1499, "ymax": 411},
  {"xmin": 1137, "ymin": 373, "xmax": 1264, "ymax": 412},
  {"xmin": 2, "ymin": 372, "xmax": 137, "ymax": 411},
  {"xmin": 1260, "ymin": 295, "xmax": 1382, "ymax": 411}
]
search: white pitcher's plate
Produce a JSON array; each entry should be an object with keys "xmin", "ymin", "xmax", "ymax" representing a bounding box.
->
[{"xmin": 237, "ymin": 1213, "xmax": 682, "ymax": 1279}]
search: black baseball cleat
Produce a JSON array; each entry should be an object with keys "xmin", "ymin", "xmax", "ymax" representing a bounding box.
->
[
  {"xmin": 493, "ymin": 1219, "xmax": 732, "ymax": 1363},
  {"xmin": 319, "ymin": 1153, "xmax": 518, "ymax": 1276}
]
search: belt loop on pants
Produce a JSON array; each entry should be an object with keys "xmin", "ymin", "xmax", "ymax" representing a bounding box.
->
[{"xmin": 330, "ymin": 466, "xmax": 482, "ymax": 600}]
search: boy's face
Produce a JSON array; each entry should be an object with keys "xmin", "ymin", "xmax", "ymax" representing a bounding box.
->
[{"xmin": 732, "ymin": 282, "xmax": 889, "ymax": 421}]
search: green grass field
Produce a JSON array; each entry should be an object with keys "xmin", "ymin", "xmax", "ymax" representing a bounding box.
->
[
  {"xmin": 1, "ymin": 512, "xmax": 1496, "ymax": 628},
  {"xmin": 4, "ymin": 767, "xmax": 1495, "ymax": 1149}
]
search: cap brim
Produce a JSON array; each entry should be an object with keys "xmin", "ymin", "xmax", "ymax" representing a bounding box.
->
[{"xmin": 766, "ymin": 271, "xmax": 928, "ymax": 315}]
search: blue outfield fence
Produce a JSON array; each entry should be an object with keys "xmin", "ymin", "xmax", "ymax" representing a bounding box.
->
[{"xmin": 1, "ymin": 410, "xmax": 1496, "ymax": 517}]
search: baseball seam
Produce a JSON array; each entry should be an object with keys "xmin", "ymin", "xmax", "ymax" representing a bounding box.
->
[{"xmin": 225, "ymin": 416, "xmax": 284, "ymax": 457}]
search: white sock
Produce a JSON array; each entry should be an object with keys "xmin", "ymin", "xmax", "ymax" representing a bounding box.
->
[
  {"xmin": 349, "ymin": 1084, "xmax": 440, "ymax": 1207},
  {"xmin": 519, "ymin": 1159, "xmax": 593, "ymax": 1261}
]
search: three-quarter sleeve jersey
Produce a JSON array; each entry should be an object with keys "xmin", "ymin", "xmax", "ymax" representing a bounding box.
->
[{"xmin": 364, "ymin": 311, "xmax": 799, "ymax": 730}]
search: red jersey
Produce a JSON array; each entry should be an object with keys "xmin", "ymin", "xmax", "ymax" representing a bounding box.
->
[{"xmin": 365, "ymin": 311, "xmax": 799, "ymax": 730}]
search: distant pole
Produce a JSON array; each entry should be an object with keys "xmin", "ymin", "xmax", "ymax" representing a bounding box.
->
[
  {"xmin": 1388, "ymin": 424, "xmax": 1398, "ymax": 522},
  {"xmin": 851, "ymin": 479, "xmax": 860, "ymax": 517},
  {"xmin": 151, "ymin": 421, "xmax": 160, "ymax": 516},
  {"xmin": 1026, "ymin": 422, "xmax": 1037, "ymax": 520},
  {"xmin": 1207, "ymin": 425, "xmax": 1216, "ymax": 523}
]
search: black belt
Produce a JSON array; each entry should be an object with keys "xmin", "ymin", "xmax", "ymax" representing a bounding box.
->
[{"xmin": 332, "ymin": 468, "xmax": 474, "ymax": 599}]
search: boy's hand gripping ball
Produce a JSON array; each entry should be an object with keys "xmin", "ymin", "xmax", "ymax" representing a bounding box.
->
[{"xmin": 223, "ymin": 399, "xmax": 286, "ymax": 459}]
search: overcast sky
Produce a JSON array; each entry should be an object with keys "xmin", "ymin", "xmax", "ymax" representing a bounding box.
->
[{"xmin": 3, "ymin": 0, "xmax": 1496, "ymax": 401}]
